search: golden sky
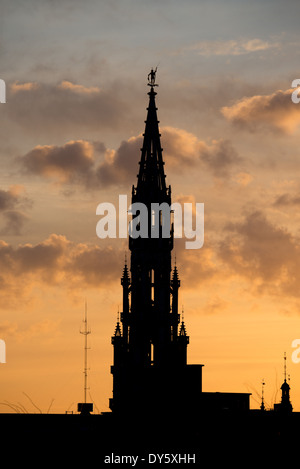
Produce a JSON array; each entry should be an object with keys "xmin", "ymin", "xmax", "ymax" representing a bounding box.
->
[{"xmin": 1, "ymin": 0, "xmax": 300, "ymax": 414}]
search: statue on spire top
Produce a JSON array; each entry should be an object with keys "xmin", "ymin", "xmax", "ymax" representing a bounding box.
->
[{"xmin": 148, "ymin": 67, "xmax": 158, "ymax": 87}]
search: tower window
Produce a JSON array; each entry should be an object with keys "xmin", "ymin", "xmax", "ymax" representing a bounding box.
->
[
  {"xmin": 150, "ymin": 269, "xmax": 154, "ymax": 302},
  {"xmin": 151, "ymin": 342, "xmax": 154, "ymax": 364}
]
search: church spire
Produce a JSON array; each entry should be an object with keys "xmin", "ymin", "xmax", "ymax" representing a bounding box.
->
[
  {"xmin": 273, "ymin": 352, "xmax": 293, "ymax": 413},
  {"xmin": 134, "ymin": 70, "xmax": 170, "ymax": 205},
  {"xmin": 280, "ymin": 352, "xmax": 292, "ymax": 411},
  {"xmin": 109, "ymin": 70, "xmax": 203, "ymax": 417}
]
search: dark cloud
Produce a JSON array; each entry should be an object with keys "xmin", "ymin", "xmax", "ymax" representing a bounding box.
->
[
  {"xmin": 20, "ymin": 137, "xmax": 140, "ymax": 189},
  {"xmin": 0, "ymin": 230, "xmax": 220, "ymax": 308},
  {"xmin": 0, "ymin": 210, "xmax": 30, "ymax": 236},
  {"xmin": 6, "ymin": 80, "xmax": 134, "ymax": 137},
  {"xmin": 172, "ymin": 236, "xmax": 219, "ymax": 289},
  {"xmin": 21, "ymin": 140, "xmax": 96, "ymax": 184},
  {"xmin": 162, "ymin": 127, "xmax": 241, "ymax": 177},
  {"xmin": 96, "ymin": 135, "xmax": 142, "ymax": 187},
  {"xmin": 218, "ymin": 210, "xmax": 300, "ymax": 297},
  {"xmin": 0, "ymin": 187, "xmax": 31, "ymax": 235},
  {"xmin": 273, "ymin": 193, "xmax": 300, "ymax": 207},
  {"xmin": 65, "ymin": 243, "xmax": 122, "ymax": 286},
  {"xmin": 0, "ymin": 234, "xmax": 124, "ymax": 307},
  {"xmin": 0, "ymin": 187, "xmax": 25, "ymax": 211},
  {"xmin": 199, "ymin": 139, "xmax": 242, "ymax": 177},
  {"xmin": 19, "ymin": 127, "xmax": 241, "ymax": 191}
]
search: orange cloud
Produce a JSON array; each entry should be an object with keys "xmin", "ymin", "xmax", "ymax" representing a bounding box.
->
[
  {"xmin": 233, "ymin": 172, "xmax": 253, "ymax": 187},
  {"xmin": 0, "ymin": 185, "xmax": 30, "ymax": 211},
  {"xmin": 0, "ymin": 186, "xmax": 31, "ymax": 235},
  {"xmin": 117, "ymin": 126, "xmax": 241, "ymax": 177},
  {"xmin": 0, "ymin": 234, "xmax": 124, "ymax": 308},
  {"xmin": 176, "ymin": 38, "xmax": 279, "ymax": 56},
  {"xmin": 163, "ymin": 127, "xmax": 241, "ymax": 177},
  {"xmin": 19, "ymin": 129, "xmax": 242, "ymax": 190},
  {"xmin": 21, "ymin": 140, "xmax": 96, "ymax": 184},
  {"xmin": 58, "ymin": 80, "xmax": 101, "ymax": 94},
  {"xmin": 221, "ymin": 88, "xmax": 300, "ymax": 134},
  {"xmin": 174, "ymin": 237, "xmax": 220, "ymax": 289},
  {"xmin": 96, "ymin": 135, "xmax": 143, "ymax": 186},
  {"xmin": 273, "ymin": 193, "xmax": 300, "ymax": 207},
  {"xmin": 5, "ymin": 80, "xmax": 129, "ymax": 137},
  {"xmin": 10, "ymin": 81, "xmax": 39, "ymax": 93},
  {"xmin": 219, "ymin": 210, "xmax": 300, "ymax": 297}
]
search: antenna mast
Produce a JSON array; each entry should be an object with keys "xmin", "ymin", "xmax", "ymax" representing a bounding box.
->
[
  {"xmin": 80, "ymin": 300, "xmax": 91, "ymax": 404},
  {"xmin": 77, "ymin": 301, "xmax": 93, "ymax": 414}
]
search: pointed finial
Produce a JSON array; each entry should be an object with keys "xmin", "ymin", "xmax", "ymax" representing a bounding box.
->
[
  {"xmin": 114, "ymin": 307, "xmax": 122, "ymax": 337},
  {"xmin": 284, "ymin": 351, "xmax": 287, "ymax": 381},
  {"xmin": 260, "ymin": 379, "xmax": 265, "ymax": 411},
  {"xmin": 179, "ymin": 308, "xmax": 187, "ymax": 337}
]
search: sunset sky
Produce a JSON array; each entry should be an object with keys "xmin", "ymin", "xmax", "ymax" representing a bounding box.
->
[{"xmin": 2, "ymin": 0, "xmax": 300, "ymax": 414}]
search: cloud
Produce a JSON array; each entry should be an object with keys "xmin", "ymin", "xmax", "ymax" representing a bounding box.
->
[
  {"xmin": 273, "ymin": 193, "xmax": 300, "ymax": 207},
  {"xmin": 10, "ymin": 81, "xmax": 39, "ymax": 93},
  {"xmin": 218, "ymin": 210, "xmax": 300, "ymax": 297},
  {"xmin": 221, "ymin": 88, "xmax": 300, "ymax": 134},
  {"xmin": 0, "ymin": 211, "xmax": 30, "ymax": 236},
  {"xmin": 21, "ymin": 140, "xmax": 97, "ymax": 184},
  {"xmin": 19, "ymin": 128, "xmax": 241, "ymax": 191},
  {"xmin": 99, "ymin": 127, "xmax": 241, "ymax": 183},
  {"xmin": 161, "ymin": 127, "xmax": 200, "ymax": 167},
  {"xmin": 96, "ymin": 135, "xmax": 142, "ymax": 187},
  {"xmin": 57, "ymin": 80, "xmax": 101, "ymax": 95},
  {"xmin": 173, "ymin": 237, "xmax": 220, "ymax": 289},
  {"xmin": 0, "ymin": 234, "xmax": 124, "ymax": 308},
  {"xmin": 162, "ymin": 127, "xmax": 241, "ymax": 177},
  {"xmin": 6, "ymin": 80, "xmax": 130, "ymax": 136},
  {"xmin": 20, "ymin": 137, "xmax": 139, "ymax": 189},
  {"xmin": 0, "ymin": 230, "xmax": 221, "ymax": 307},
  {"xmin": 0, "ymin": 186, "xmax": 29, "ymax": 211},
  {"xmin": 0, "ymin": 186, "xmax": 31, "ymax": 235},
  {"xmin": 199, "ymin": 139, "xmax": 242, "ymax": 177},
  {"xmin": 177, "ymin": 38, "xmax": 279, "ymax": 56},
  {"xmin": 202, "ymin": 296, "xmax": 228, "ymax": 315},
  {"xmin": 233, "ymin": 172, "xmax": 253, "ymax": 187}
]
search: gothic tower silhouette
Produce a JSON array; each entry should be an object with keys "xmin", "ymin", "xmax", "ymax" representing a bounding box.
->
[{"xmin": 109, "ymin": 71, "xmax": 203, "ymax": 416}]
